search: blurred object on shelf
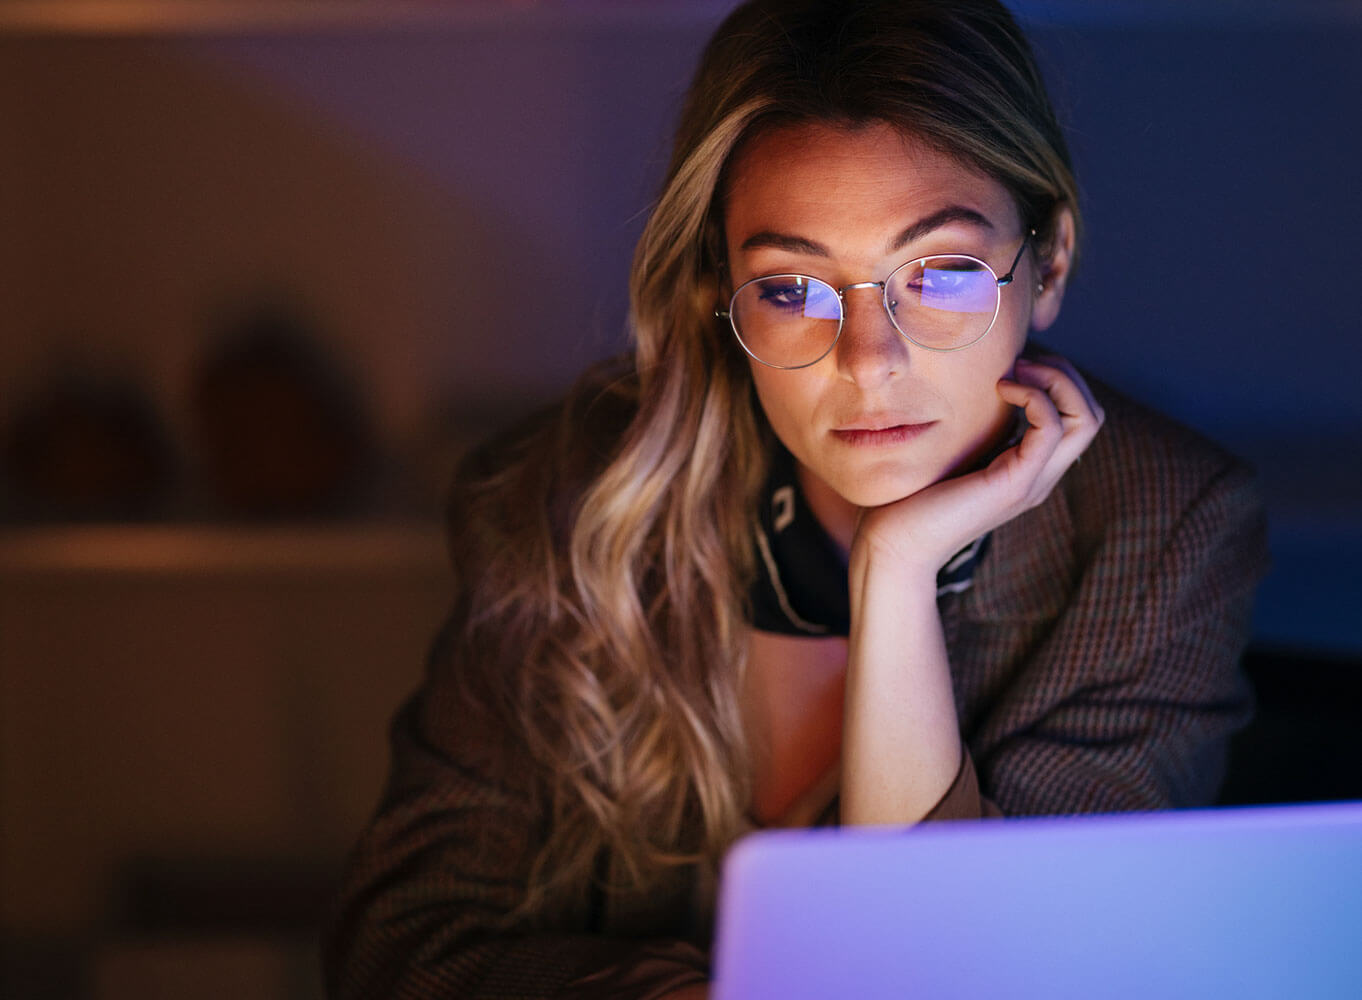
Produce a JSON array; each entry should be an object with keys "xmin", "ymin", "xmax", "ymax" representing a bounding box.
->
[
  {"xmin": 1, "ymin": 369, "xmax": 176, "ymax": 521},
  {"xmin": 191, "ymin": 301, "xmax": 372, "ymax": 519}
]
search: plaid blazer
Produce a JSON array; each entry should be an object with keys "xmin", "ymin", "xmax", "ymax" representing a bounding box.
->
[{"xmin": 324, "ymin": 377, "xmax": 1269, "ymax": 999}]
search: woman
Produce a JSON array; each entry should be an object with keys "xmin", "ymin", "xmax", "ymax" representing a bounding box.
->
[{"xmin": 325, "ymin": 1, "xmax": 1268, "ymax": 997}]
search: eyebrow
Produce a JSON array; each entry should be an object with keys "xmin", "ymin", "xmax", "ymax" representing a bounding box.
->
[{"xmin": 738, "ymin": 204, "xmax": 995, "ymax": 257}]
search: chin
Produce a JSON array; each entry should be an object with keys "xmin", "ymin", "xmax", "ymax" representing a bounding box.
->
[{"xmin": 836, "ymin": 467, "xmax": 938, "ymax": 509}]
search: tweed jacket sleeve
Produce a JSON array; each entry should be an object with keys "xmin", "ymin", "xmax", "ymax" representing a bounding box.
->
[
  {"xmin": 322, "ymin": 642, "xmax": 711, "ymax": 1000},
  {"xmin": 942, "ymin": 380, "xmax": 1269, "ymax": 813}
]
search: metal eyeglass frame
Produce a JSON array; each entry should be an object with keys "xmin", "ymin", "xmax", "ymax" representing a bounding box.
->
[{"xmin": 716, "ymin": 229, "xmax": 1035, "ymax": 370}]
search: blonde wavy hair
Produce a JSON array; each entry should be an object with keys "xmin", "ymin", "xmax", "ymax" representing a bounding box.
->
[{"xmin": 445, "ymin": 0, "xmax": 1083, "ymax": 920}]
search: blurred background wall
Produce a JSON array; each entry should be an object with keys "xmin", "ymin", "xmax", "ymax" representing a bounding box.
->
[{"xmin": 0, "ymin": 1, "xmax": 1358, "ymax": 997}]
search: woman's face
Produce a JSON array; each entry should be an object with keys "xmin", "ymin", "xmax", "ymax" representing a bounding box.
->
[{"xmin": 722, "ymin": 122, "xmax": 1059, "ymax": 515}]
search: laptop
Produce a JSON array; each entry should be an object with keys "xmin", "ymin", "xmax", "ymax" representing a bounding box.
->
[{"xmin": 711, "ymin": 801, "xmax": 1362, "ymax": 1000}]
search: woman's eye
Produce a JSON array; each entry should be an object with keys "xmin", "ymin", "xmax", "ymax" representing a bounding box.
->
[
  {"xmin": 757, "ymin": 280, "xmax": 810, "ymax": 310},
  {"xmin": 916, "ymin": 264, "xmax": 995, "ymax": 312},
  {"xmin": 923, "ymin": 271, "xmax": 969, "ymax": 294}
]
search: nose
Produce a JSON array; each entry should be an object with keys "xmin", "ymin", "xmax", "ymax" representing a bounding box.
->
[{"xmin": 835, "ymin": 283, "xmax": 908, "ymax": 387}]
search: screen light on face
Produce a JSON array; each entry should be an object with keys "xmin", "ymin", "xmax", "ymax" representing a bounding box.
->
[{"xmin": 804, "ymin": 281, "xmax": 840, "ymax": 321}]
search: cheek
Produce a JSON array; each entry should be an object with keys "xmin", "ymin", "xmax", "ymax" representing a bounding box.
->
[
  {"xmin": 748, "ymin": 365, "xmax": 836, "ymax": 467},
  {"xmin": 749, "ymin": 364, "xmax": 808, "ymax": 433},
  {"xmin": 929, "ymin": 319, "xmax": 1025, "ymax": 440},
  {"xmin": 977, "ymin": 302, "xmax": 1030, "ymax": 379}
]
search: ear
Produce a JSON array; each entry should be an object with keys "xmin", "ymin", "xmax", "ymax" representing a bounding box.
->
[{"xmin": 1029, "ymin": 204, "xmax": 1076, "ymax": 333}]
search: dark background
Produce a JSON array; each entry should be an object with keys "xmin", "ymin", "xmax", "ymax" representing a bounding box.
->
[{"xmin": 1, "ymin": 1, "xmax": 1357, "ymax": 997}]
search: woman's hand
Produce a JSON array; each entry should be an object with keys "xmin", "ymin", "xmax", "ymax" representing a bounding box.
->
[
  {"xmin": 840, "ymin": 353, "xmax": 1103, "ymax": 826},
  {"xmin": 851, "ymin": 353, "xmax": 1105, "ymax": 579}
]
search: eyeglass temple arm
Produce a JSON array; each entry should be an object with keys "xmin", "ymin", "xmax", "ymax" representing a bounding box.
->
[{"xmin": 995, "ymin": 229, "xmax": 1037, "ymax": 287}]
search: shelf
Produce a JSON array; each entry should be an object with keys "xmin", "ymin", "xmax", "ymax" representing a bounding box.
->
[{"xmin": 0, "ymin": 522, "xmax": 448, "ymax": 575}]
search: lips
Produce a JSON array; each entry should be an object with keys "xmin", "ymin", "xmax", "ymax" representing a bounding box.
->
[{"xmin": 831, "ymin": 420, "xmax": 935, "ymax": 446}]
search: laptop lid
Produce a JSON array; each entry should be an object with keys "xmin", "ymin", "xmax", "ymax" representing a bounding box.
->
[{"xmin": 711, "ymin": 801, "xmax": 1362, "ymax": 1000}]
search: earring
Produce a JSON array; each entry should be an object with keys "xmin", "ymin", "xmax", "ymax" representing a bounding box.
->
[{"xmin": 1035, "ymin": 281, "xmax": 1045, "ymax": 293}]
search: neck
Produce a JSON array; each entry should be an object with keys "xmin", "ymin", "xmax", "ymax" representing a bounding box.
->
[{"xmin": 796, "ymin": 461, "xmax": 859, "ymax": 558}]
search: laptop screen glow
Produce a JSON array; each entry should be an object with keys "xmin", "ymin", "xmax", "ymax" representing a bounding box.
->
[{"xmin": 711, "ymin": 802, "xmax": 1362, "ymax": 1000}]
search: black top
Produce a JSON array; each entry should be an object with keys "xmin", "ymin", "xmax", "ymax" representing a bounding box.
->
[{"xmin": 748, "ymin": 440, "xmax": 992, "ymax": 636}]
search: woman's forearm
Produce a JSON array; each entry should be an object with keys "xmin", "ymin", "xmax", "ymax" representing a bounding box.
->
[{"xmin": 840, "ymin": 550, "xmax": 962, "ymax": 826}]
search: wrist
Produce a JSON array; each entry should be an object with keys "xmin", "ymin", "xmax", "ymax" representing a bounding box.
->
[
  {"xmin": 847, "ymin": 542, "xmax": 941, "ymax": 638},
  {"xmin": 848, "ymin": 534, "xmax": 939, "ymax": 596}
]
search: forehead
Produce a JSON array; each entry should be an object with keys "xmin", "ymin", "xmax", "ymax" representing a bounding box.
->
[{"xmin": 722, "ymin": 121, "xmax": 1020, "ymax": 250}]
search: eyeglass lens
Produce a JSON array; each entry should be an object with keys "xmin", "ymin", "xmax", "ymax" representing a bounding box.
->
[{"xmin": 730, "ymin": 256, "xmax": 1000, "ymax": 368}]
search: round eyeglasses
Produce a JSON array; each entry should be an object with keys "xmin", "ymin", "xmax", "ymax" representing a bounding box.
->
[{"xmin": 717, "ymin": 231, "xmax": 1033, "ymax": 370}]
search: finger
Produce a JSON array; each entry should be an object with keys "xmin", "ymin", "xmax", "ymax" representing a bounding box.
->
[
  {"xmin": 995, "ymin": 378, "xmax": 1063, "ymax": 470},
  {"xmin": 1016, "ymin": 354, "xmax": 1105, "ymax": 427},
  {"xmin": 1011, "ymin": 359, "xmax": 1104, "ymax": 475},
  {"xmin": 1013, "ymin": 357, "xmax": 1103, "ymax": 428},
  {"xmin": 996, "ymin": 377, "xmax": 1091, "ymax": 505}
]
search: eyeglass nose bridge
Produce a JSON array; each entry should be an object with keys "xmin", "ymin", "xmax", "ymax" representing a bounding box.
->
[
  {"xmin": 830, "ymin": 280, "xmax": 891, "ymax": 331},
  {"xmin": 836, "ymin": 280, "xmax": 885, "ymax": 295},
  {"xmin": 832, "ymin": 279, "xmax": 897, "ymax": 335}
]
